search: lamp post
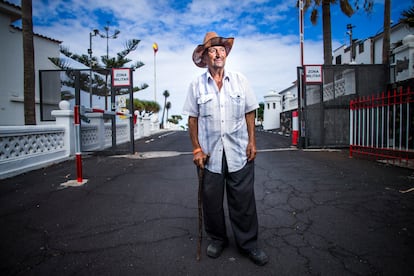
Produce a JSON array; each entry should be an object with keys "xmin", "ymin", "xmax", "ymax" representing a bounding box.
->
[
  {"xmin": 88, "ymin": 29, "xmax": 99, "ymax": 108},
  {"xmin": 99, "ymin": 22, "xmax": 120, "ymax": 109},
  {"xmin": 101, "ymin": 22, "xmax": 120, "ymax": 61}
]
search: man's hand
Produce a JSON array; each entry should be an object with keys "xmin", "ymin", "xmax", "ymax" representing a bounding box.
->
[
  {"xmin": 246, "ymin": 142, "xmax": 257, "ymax": 162},
  {"xmin": 245, "ymin": 111, "xmax": 257, "ymax": 162},
  {"xmin": 193, "ymin": 151, "xmax": 209, "ymax": 169}
]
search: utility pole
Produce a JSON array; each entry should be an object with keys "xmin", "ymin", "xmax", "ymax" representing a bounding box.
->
[
  {"xmin": 347, "ymin": 24, "xmax": 355, "ymax": 63},
  {"xmin": 99, "ymin": 21, "xmax": 120, "ymax": 110},
  {"xmin": 88, "ymin": 29, "xmax": 99, "ymax": 108}
]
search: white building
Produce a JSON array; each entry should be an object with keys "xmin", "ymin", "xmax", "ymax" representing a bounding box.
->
[
  {"xmin": 266, "ymin": 23, "xmax": 414, "ymax": 134},
  {"xmin": 279, "ymin": 83, "xmax": 298, "ymax": 112},
  {"xmin": 262, "ymin": 90, "xmax": 281, "ymax": 130},
  {"xmin": 333, "ymin": 38, "xmax": 372, "ymax": 65},
  {"xmin": 333, "ymin": 22, "xmax": 414, "ymax": 67},
  {"xmin": 0, "ymin": 0, "xmax": 61, "ymax": 126}
]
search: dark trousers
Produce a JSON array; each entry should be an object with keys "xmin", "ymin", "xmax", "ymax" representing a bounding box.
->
[{"xmin": 201, "ymin": 154, "xmax": 258, "ymax": 252}]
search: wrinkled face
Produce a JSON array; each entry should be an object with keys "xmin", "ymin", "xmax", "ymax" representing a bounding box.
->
[{"xmin": 204, "ymin": 46, "xmax": 227, "ymax": 69}]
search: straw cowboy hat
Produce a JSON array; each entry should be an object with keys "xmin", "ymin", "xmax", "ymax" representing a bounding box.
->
[{"xmin": 192, "ymin": 32, "xmax": 234, "ymax": 68}]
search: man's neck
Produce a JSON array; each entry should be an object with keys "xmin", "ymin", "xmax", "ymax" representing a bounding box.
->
[{"xmin": 209, "ymin": 67, "xmax": 225, "ymax": 90}]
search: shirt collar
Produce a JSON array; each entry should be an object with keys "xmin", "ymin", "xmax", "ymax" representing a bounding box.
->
[{"xmin": 206, "ymin": 70, "xmax": 230, "ymax": 82}]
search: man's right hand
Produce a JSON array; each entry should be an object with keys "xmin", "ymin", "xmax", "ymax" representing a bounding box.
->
[{"xmin": 193, "ymin": 151, "xmax": 209, "ymax": 169}]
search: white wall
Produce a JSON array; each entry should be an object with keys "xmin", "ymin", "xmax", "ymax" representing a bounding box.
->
[
  {"xmin": 393, "ymin": 34, "xmax": 414, "ymax": 82},
  {"xmin": 0, "ymin": 11, "xmax": 61, "ymax": 126},
  {"xmin": 280, "ymin": 84, "xmax": 298, "ymax": 112},
  {"xmin": 0, "ymin": 14, "xmax": 22, "ymax": 125},
  {"xmin": 373, "ymin": 24, "xmax": 414, "ymax": 64}
]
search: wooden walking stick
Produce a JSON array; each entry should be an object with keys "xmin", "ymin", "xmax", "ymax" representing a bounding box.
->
[
  {"xmin": 196, "ymin": 165, "xmax": 204, "ymax": 261},
  {"xmin": 196, "ymin": 155, "xmax": 209, "ymax": 261}
]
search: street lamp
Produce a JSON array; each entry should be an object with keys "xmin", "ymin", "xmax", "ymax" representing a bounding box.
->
[
  {"xmin": 88, "ymin": 29, "xmax": 99, "ymax": 108},
  {"xmin": 99, "ymin": 22, "xmax": 120, "ymax": 110},
  {"xmin": 100, "ymin": 22, "xmax": 120, "ymax": 63}
]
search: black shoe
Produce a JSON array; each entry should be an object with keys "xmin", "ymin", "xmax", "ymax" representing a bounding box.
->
[
  {"xmin": 245, "ymin": 248, "xmax": 269, "ymax": 266},
  {"xmin": 206, "ymin": 240, "xmax": 228, "ymax": 258}
]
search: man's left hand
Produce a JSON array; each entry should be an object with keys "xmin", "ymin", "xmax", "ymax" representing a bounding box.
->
[{"xmin": 246, "ymin": 142, "xmax": 257, "ymax": 161}]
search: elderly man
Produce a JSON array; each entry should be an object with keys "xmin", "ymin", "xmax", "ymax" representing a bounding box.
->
[{"xmin": 182, "ymin": 32, "xmax": 268, "ymax": 266}]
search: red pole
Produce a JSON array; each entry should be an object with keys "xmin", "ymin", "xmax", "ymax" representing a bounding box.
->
[
  {"xmin": 292, "ymin": 111, "xmax": 299, "ymax": 146},
  {"xmin": 299, "ymin": 0, "xmax": 304, "ymax": 67},
  {"xmin": 74, "ymin": 105, "xmax": 83, "ymax": 183}
]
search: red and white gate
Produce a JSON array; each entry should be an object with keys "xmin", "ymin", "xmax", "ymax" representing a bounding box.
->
[{"xmin": 349, "ymin": 87, "xmax": 414, "ymax": 168}]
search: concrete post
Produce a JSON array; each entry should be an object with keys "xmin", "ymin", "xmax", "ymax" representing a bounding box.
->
[{"xmin": 51, "ymin": 100, "xmax": 74, "ymax": 156}]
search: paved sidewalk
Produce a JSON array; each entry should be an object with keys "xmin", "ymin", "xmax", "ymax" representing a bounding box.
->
[{"xmin": 0, "ymin": 130, "xmax": 413, "ymax": 275}]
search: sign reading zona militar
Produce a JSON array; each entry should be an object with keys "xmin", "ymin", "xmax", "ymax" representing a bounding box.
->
[
  {"xmin": 304, "ymin": 65, "xmax": 322, "ymax": 84},
  {"xmin": 112, "ymin": 68, "xmax": 131, "ymax": 87}
]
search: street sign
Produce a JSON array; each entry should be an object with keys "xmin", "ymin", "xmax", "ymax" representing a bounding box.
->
[
  {"xmin": 118, "ymin": 95, "xmax": 126, "ymax": 108},
  {"xmin": 112, "ymin": 68, "xmax": 131, "ymax": 87},
  {"xmin": 304, "ymin": 65, "xmax": 322, "ymax": 84}
]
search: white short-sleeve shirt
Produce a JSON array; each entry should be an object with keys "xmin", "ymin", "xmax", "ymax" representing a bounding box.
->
[{"xmin": 182, "ymin": 70, "xmax": 259, "ymax": 173}]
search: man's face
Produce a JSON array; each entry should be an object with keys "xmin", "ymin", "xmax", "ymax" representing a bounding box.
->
[{"xmin": 204, "ymin": 46, "xmax": 227, "ymax": 69}]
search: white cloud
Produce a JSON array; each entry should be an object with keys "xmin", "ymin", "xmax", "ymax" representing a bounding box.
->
[{"xmin": 10, "ymin": 0, "xmax": 325, "ymax": 124}]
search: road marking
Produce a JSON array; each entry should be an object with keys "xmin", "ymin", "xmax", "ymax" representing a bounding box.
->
[
  {"xmin": 258, "ymin": 148, "xmax": 298, "ymax": 152},
  {"xmin": 112, "ymin": 151, "xmax": 182, "ymax": 159},
  {"xmin": 113, "ymin": 148, "xmax": 299, "ymax": 160}
]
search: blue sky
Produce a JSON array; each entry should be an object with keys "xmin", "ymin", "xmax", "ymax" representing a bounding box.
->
[{"xmin": 8, "ymin": 0, "xmax": 413, "ymax": 118}]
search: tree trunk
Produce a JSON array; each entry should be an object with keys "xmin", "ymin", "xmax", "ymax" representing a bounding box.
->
[
  {"xmin": 160, "ymin": 97, "xmax": 166, "ymax": 129},
  {"xmin": 322, "ymin": 0, "xmax": 332, "ymax": 65},
  {"xmin": 382, "ymin": 0, "xmax": 391, "ymax": 65},
  {"xmin": 22, "ymin": 0, "xmax": 36, "ymax": 125}
]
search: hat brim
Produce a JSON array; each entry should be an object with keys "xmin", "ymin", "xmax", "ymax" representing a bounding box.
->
[{"xmin": 192, "ymin": 37, "xmax": 234, "ymax": 68}]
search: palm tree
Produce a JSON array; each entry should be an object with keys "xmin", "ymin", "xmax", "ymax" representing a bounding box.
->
[
  {"xmin": 400, "ymin": 5, "xmax": 414, "ymax": 27},
  {"xmin": 160, "ymin": 90, "xmax": 170, "ymax": 129},
  {"xmin": 165, "ymin": 101, "xmax": 171, "ymax": 126},
  {"xmin": 22, "ymin": 0, "xmax": 36, "ymax": 124},
  {"xmin": 129, "ymin": 99, "xmax": 160, "ymax": 114},
  {"xmin": 303, "ymin": 0, "xmax": 373, "ymax": 65},
  {"xmin": 382, "ymin": 0, "xmax": 391, "ymax": 65},
  {"xmin": 168, "ymin": 115, "xmax": 182, "ymax": 124}
]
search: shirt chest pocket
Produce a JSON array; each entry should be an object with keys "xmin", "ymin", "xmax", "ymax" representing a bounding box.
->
[
  {"xmin": 229, "ymin": 93, "xmax": 245, "ymax": 119},
  {"xmin": 197, "ymin": 94, "xmax": 215, "ymax": 117}
]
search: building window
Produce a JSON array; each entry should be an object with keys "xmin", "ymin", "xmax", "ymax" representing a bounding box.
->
[
  {"xmin": 273, "ymin": 103, "xmax": 276, "ymax": 109},
  {"xmin": 390, "ymin": 54, "xmax": 395, "ymax": 64},
  {"xmin": 358, "ymin": 43, "xmax": 364, "ymax": 53},
  {"xmin": 267, "ymin": 103, "xmax": 270, "ymax": 109},
  {"xmin": 335, "ymin": 55, "xmax": 342, "ymax": 65}
]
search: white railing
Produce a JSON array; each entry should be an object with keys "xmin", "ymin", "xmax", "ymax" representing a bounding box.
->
[
  {"xmin": 0, "ymin": 125, "xmax": 68, "ymax": 179},
  {"xmin": 0, "ymin": 101, "xmax": 161, "ymax": 179}
]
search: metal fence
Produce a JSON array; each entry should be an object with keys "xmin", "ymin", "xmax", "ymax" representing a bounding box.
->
[
  {"xmin": 39, "ymin": 69, "xmax": 136, "ymax": 154},
  {"xmin": 349, "ymin": 86, "xmax": 414, "ymax": 167},
  {"xmin": 299, "ymin": 64, "xmax": 388, "ymax": 148}
]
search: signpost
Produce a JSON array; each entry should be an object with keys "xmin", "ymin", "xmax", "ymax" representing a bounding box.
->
[
  {"xmin": 112, "ymin": 68, "xmax": 131, "ymax": 87},
  {"xmin": 304, "ymin": 65, "xmax": 323, "ymax": 84},
  {"xmin": 111, "ymin": 68, "xmax": 134, "ymax": 153}
]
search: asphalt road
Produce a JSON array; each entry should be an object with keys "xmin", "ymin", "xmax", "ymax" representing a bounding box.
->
[{"xmin": 0, "ymin": 130, "xmax": 413, "ymax": 275}]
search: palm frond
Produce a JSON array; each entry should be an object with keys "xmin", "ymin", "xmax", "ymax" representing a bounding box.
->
[
  {"xmin": 339, "ymin": 0, "xmax": 354, "ymax": 17},
  {"xmin": 400, "ymin": 6, "xmax": 414, "ymax": 27}
]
